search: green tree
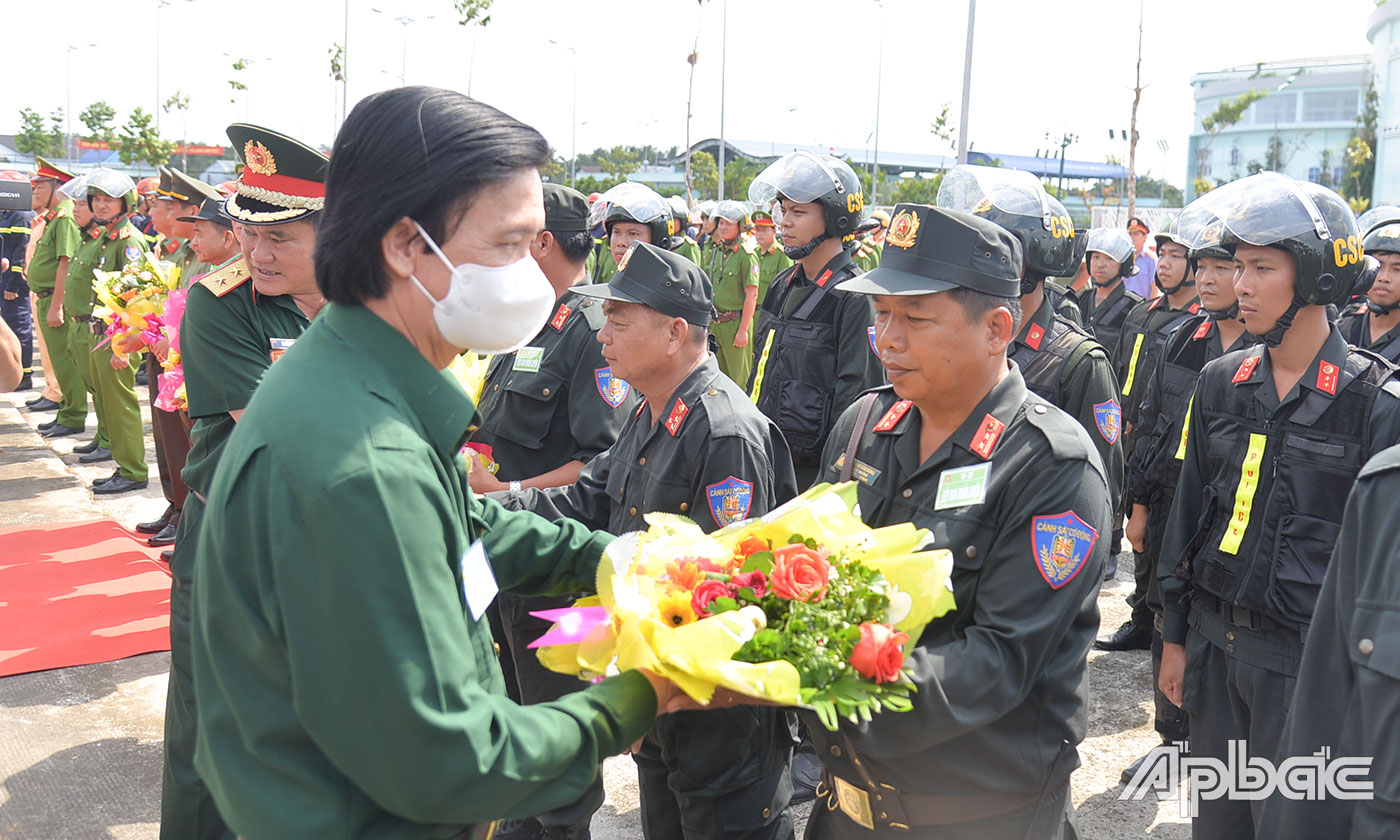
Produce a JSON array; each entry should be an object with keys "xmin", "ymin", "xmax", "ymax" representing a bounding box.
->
[
  {"xmin": 79, "ymin": 101, "xmax": 117, "ymax": 147},
  {"xmin": 328, "ymin": 43, "xmax": 346, "ymax": 82},
  {"xmin": 599, "ymin": 145, "xmax": 641, "ymax": 182},
  {"xmin": 540, "ymin": 147, "xmax": 566, "ymax": 183},
  {"xmin": 690, "ymin": 150, "xmax": 718, "ymax": 200},
  {"xmin": 117, "ymin": 107, "xmax": 175, "ymax": 168},
  {"xmin": 930, "ymin": 102, "xmax": 956, "ymax": 152},
  {"xmin": 1195, "ymin": 88, "xmax": 1267, "ymax": 182},
  {"xmin": 229, "ymin": 58, "xmax": 249, "ymax": 105},
  {"xmin": 723, "ymin": 157, "xmax": 764, "ymax": 201},
  {"xmin": 891, "ymin": 173, "xmax": 944, "ymax": 205},
  {"xmin": 15, "ymin": 107, "xmax": 64, "ymax": 158},
  {"xmin": 452, "ymin": 0, "xmax": 493, "ymax": 26},
  {"xmin": 1344, "ymin": 80, "xmax": 1378, "ymax": 208}
]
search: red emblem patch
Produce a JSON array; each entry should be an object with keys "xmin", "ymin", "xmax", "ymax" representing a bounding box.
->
[
  {"xmin": 1193, "ymin": 320, "xmax": 1212, "ymax": 340},
  {"xmin": 550, "ymin": 303, "xmax": 571, "ymax": 331},
  {"xmin": 1232, "ymin": 355, "xmax": 1261, "ymax": 384},
  {"xmin": 1189, "ymin": 302, "xmax": 1201, "ymax": 314},
  {"xmin": 970, "ymin": 413, "xmax": 1006, "ymax": 459},
  {"xmin": 1317, "ymin": 361, "xmax": 1339, "ymax": 395},
  {"xmin": 665, "ymin": 398, "xmax": 690, "ymax": 436},
  {"xmin": 815, "ymin": 269, "xmax": 833, "ymax": 287},
  {"xmin": 1025, "ymin": 323, "xmax": 1045, "ymax": 351},
  {"xmin": 873, "ymin": 400, "xmax": 913, "ymax": 432}
]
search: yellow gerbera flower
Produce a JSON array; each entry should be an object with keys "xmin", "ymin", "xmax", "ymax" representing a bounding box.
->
[{"xmin": 658, "ymin": 592, "xmax": 696, "ymax": 627}]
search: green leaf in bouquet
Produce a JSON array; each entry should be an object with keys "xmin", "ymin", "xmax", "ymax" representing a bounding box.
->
[
  {"xmin": 709, "ymin": 596, "xmax": 739, "ymax": 614},
  {"xmin": 732, "ymin": 586, "xmax": 761, "ymax": 602},
  {"xmin": 740, "ymin": 550, "xmax": 773, "ymax": 574}
]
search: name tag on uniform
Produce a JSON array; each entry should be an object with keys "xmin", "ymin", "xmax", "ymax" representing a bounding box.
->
[
  {"xmin": 934, "ymin": 463, "xmax": 991, "ymax": 510},
  {"xmin": 269, "ymin": 337, "xmax": 295, "ymax": 363},
  {"xmin": 460, "ymin": 539, "xmax": 499, "ymax": 621},
  {"xmin": 513, "ymin": 347, "xmax": 543, "ymax": 373}
]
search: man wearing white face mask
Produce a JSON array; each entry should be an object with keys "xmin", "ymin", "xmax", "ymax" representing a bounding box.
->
[{"xmin": 190, "ymin": 88, "xmax": 707, "ymax": 840}]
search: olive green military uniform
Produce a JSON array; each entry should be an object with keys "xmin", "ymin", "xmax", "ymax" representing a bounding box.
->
[
  {"xmin": 191, "ymin": 301, "xmax": 658, "ymax": 838},
  {"xmin": 66, "ymin": 216, "xmax": 149, "ymax": 481},
  {"xmin": 26, "ymin": 200, "xmax": 87, "ymax": 429},
  {"xmin": 754, "ymin": 240, "xmax": 792, "ymax": 305},
  {"xmin": 852, "ymin": 239, "xmax": 881, "ymax": 273},
  {"xmin": 807, "ymin": 371, "xmax": 1109, "ymax": 838},
  {"xmin": 710, "ymin": 238, "xmax": 760, "ymax": 385},
  {"xmin": 589, "ymin": 241, "xmax": 618, "ymax": 284},
  {"xmin": 495, "ymin": 353, "xmax": 800, "ymax": 839},
  {"xmin": 167, "ymin": 238, "xmax": 213, "ymax": 288},
  {"xmin": 162, "ymin": 257, "xmax": 311, "ymax": 840},
  {"xmin": 1259, "ymin": 444, "xmax": 1400, "ymax": 839},
  {"xmin": 675, "ymin": 235, "xmax": 704, "ymax": 267}
]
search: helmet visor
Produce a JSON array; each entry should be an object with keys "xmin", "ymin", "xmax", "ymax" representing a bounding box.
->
[
  {"xmin": 1176, "ymin": 172, "xmax": 1332, "ymax": 250},
  {"xmin": 937, "ymin": 164, "xmax": 1051, "ymax": 225},
  {"xmin": 588, "ymin": 181, "xmax": 670, "ymax": 228},
  {"xmin": 1357, "ymin": 205, "xmax": 1400, "ymax": 238},
  {"xmin": 748, "ymin": 150, "xmax": 847, "ymax": 206},
  {"xmin": 85, "ymin": 168, "xmax": 136, "ymax": 199},
  {"xmin": 1083, "ymin": 228, "xmax": 1136, "ymax": 263},
  {"xmin": 58, "ymin": 173, "xmax": 92, "ymax": 203},
  {"xmin": 712, "ymin": 199, "xmax": 750, "ymax": 223}
]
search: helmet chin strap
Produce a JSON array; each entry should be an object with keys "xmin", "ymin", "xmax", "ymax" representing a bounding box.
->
[
  {"xmin": 1156, "ymin": 276, "xmax": 1196, "ymax": 296},
  {"xmin": 783, "ymin": 231, "xmax": 830, "ymax": 261},
  {"xmin": 1091, "ymin": 275, "xmax": 1118, "ymax": 288},
  {"xmin": 1205, "ymin": 301, "xmax": 1241, "ymax": 321},
  {"xmin": 1020, "ymin": 270, "xmax": 1046, "ymax": 297},
  {"xmin": 1257, "ymin": 295, "xmax": 1305, "ymax": 348},
  {"xmin": 1367, "ymin": 297, "xmax": 1400, "ymax": 316}
]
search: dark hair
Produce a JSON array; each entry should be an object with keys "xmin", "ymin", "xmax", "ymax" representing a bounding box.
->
[
  {"xmin": 550, "ymin": 229, "xmax": 594, "ymax": 265},
  {"xmin": 948, "ymin": 287, "xmax": 1022, "ymax": 334},
  {"xmin": 317, "ymin": 86, "xmax": 549, "ymax": 303}
]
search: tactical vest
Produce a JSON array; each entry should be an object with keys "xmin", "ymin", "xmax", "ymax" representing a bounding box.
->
[
  {"xmin": 1010, "ymin": 316, "xmax": 1099, "ymax": 409},
  {"xmin": 1138, "ymin": 317, "xmax": 1228, "ymax": 502},
  {"xmin": 1081, "ymin": 288, "xmax": 1139, "ymax": 362},
  {"xmin": 1175, "ymin": 348, "xmax": 1393, "ymax": 629},
  {"xmin": 1337, "ymin": 309, "xmax": 1400, "ymax": 363},
  {"xmin": 749, "ymin": 259, "xmax": 862, "ymax": 466},
  {"xmin": 1117, "ymin": 299, "xmax": 1200, "ymax": 427}
]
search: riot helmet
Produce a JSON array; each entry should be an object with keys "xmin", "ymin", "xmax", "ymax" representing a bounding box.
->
[{"xmin": 748, "ymin": 150, "xmax": 866, "ymax": 259}]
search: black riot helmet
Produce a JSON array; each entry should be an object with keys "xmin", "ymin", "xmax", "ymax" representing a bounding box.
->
[
  {"xmin": 748, "ymin": 150, "xmax": 867, "ymax": 259},
  {"xmin": 588, "ymin": 182, "xmax": 683, "ymax": 251},
  {"xmin": 1082, "ymin": 227, "xmax": 1139, "ymax": 286},
  {"xmin": 936, "ymin": 164, "xmax": 1078, "ymax": 294}
]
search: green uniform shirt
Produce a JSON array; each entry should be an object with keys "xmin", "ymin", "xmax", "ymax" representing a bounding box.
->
[
  {"xmin": 753, "ymin": 240, "xmax": 792, "ymax": 304},
  {"xmin": 710, "ymin": 239, "xmax": 759, "ymax": 312},
  {"xmin": 167, "ymin": 238, "xmax": 212, "ymax": 287},
  {"xmin": 191, "ymin": 301, "xmax": 655, "ymax": 838},
  {"xmin": 810, "ymin": 371, "xmax": 1110, "ymax": 809},
  {"xmin": 24, "ymin": 201, "xmax": 81, "ymax": 292},
  {"xmin": 64, "ymin": 217, "xmax": 147, "ymax": 320},
  {"xmin": 180, "ymin": 257, "xmax": 311, "ymax": 498},
  {"xmin": 674, "ymin": 237, "xmax": 703, "ymax": 268},
  {"xmin": 472, "ymin": 290, "xmax": 640, "ymax": 480},
  {"xmin": 589, "ymin": 242, "xmax": 618, "ymax": 284}
]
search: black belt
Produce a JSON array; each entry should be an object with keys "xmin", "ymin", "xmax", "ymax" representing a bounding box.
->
[
  {"xmin": 1198, "ymin": 592, "xmax": 1280, "ymax": 633},
  {"xmin": 714, "ymin": 309, "xmax": 742, "ymax": 323},
  {"xmin": 34, "ymin": 289, "xmax": 54, "ymax": 298}
]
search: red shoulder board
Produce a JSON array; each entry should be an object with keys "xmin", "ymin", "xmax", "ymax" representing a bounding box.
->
[
  {"xmin": 665, "ymin": 398, "xmax": 690, "ymax": 436},
  {"xmin": 1317, "ymin": 360, "xmax": 1340, "ymax": 396},
  {"xmin": 815, "ymin": 269, "xmax": 833, "ymax": 287},
  {"xmin": 970, "ymin": 413, "xmax": 1006, "ymax": 459},
  {"xmin": 550, "ymin": 302, "xmax": 571, "ymax": 331},
  {"xmin": 1025, "ymin": 322, "xmax": 1045, "ymax": 351},
  {"xmin": 1232, "ymin": 354, "xmax": 1261, "ymax": 384},
  {"xmin": 873, "ymin": 400, "xmax": 913, "ymax": 432},
  {"xmin": 1188, "ymin": 302, "xmax": 1201, "ymax": 314},
  {"xmin": 1193, "ymin": 320, "xmax": 1212, "ymax": 340},
  {"xmin": 634, "ymin": 398, "xmax": 648, "ymax": 418},
  {"xmin": 1149, "ymin": 296, "xmax": 1162, "ymax": 310}
]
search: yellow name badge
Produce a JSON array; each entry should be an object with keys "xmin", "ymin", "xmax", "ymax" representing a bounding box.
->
[{"xmin": 1220, "ymin": 433, "xmax": 1267, "ymax": 555}]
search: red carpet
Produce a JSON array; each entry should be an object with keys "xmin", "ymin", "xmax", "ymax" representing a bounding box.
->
[{"xmin": 0, "ymin": 519, "xmax": 172, "ymax": 678}]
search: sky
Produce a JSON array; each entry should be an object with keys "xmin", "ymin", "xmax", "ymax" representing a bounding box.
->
[{"xmin": 3, "ymin": 0, "xmax": 1385, "ymax": 187}]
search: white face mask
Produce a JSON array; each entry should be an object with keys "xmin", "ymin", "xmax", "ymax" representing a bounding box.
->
[{"xmin": 409, "ymin": 220, "xmax": 555, "ymax": 354}]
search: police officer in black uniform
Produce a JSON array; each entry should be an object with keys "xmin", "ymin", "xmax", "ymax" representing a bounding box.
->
[
  {"xmin": 493, "ymin": 241, "xmax": 799, "ymax": 840},
  {"xmin": 938, "ymin": 164, "xmax": 1125, "ymax": 580},
  {"xmin": 1108, "ymin": 240, "xmax": 1256, "ymax": 781},
  {"xmin": 1159, "ymin": 172, "xmax": 1400, "ymax": 839},
  {"xmin": 806, "ymin": 203, "xmax": 1110, "ymax": 839},
  {"xmin": 745, "ymin": 150, "xmax": 884, "ymax": 488},
  {"xmin": 1096, "ymin": 224, "xmax": 1202, "ymax": 651},
  {"xmin": 1336, "ymin": 221, "xmax": 1400, "ymax": 361},
  {"xmin": 468, "ymin": 183, "xmax": 640, "ymax": 840},
  {"xmin": 1258, "ymin": 442, "xmax": 1400, "ymax": 839},
  {"xmin": 1075, "ymin": 227, "xmax": 1145, "ymax": 355}
]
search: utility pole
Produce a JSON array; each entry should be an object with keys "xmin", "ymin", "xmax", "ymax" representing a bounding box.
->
[
  {"xmin": 956, "ymin": 0, "xmax": 976, "ymax": 165},
  {"xmin": 873, "ymin": 0, "xmax": 884, "ymax": 204},
  {"xmin": 718, "ymin": 0, "xmax": 727, "ymax": 200}
]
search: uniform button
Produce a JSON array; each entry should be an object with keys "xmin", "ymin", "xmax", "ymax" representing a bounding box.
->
[
  {"xmin": 680, "ymin": 502, "xmax": 689, "ymax": 512},
  {"xmin": 542, "ymin": 388, "xmax": 551, "ymax": 396},
  {"xmin": 639, "ymin": 457, "xmax": 646, "ymax": 465},
  {"xmin": 830, "ymin": 745, "xmax": 842, "ymax": 758},
  {"xmin": 708, "ymin": 389, "xmax": 719, "ymax": 395},
  {"xmin": 1360, "ymin": 638, "xmax": 1376, "ymax": 655},
  {"xmin": 1225, "ymin": 631, "xmax": 1235, "ymax": 641},
  {"xmin": 762, "ymin": 808, "xmax": 771, "ymax": 819},
  {"xmin": 629, "ymin": 506, "xmax": 638, "ymax": 517},
  {"xmin": 493, "ymin": 642, "xmax": 501, "ymax": 655},
  {"xmin": 965, "ymin": 545, "xmax": 977, "ymax": 559},
  {"xmin": 1226, "ymin": 644, "xmax": 1235, "ymax": 654},
  {"xmin": 902, "ymin": 488, "xmax": 913, "ymax": 498},
  {"xmin": 493, "ymin": 384, "xmax": 500, "ymax": 391},
  {"xmin": 1034, "ymin": 404, "xmax": 1047, "ymax": 414}
]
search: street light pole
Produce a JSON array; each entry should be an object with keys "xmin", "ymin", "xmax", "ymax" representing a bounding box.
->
[
  {"xmin": 873, "ymin": 1, "xmax": 883, "ymax": 205},
  {"xmin": 65, "ymin": 43, "xmax": 96, "ymax": 165},
  {"xmin": 718, "ymin": 0, "xmax": 727, "ymax": 200},
  {"xmin": 1272, "ymin": 73, "xmax": 1298, "ymax": 174},
  {"xmin": 956, "ymin": 0, "xmax": 976, "ymax": 165},
  {"xmin": 550, "ymin": 40, "xmax": 579, "ymax": 187}
]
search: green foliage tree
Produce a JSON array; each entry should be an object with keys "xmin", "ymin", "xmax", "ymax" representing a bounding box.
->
[
  {"xmin": 540, "ymin": 147, "xmax": 567, "ymax": 182},
  {"xmin": 1196, "ymin": 88, "xmax": 1267, "ymax": 181},
  {"xmin": 599, "ymin": 145, "xmax": 641, "ymax": 182},
  {"xmin": 723, "ymin": 157, "xmax": 764, "ymax": 201},
  {"xmin": 117, "ymin": 108, "xmax": 175, "ymax": 168},
  {"xmin": 229, "ymin": 58, "xmax": 248, "ymax": 105},
  {"xmin": 78, "ymin": 101, "xmax": 117, "ymax": 147},
  {"xmin": 452, "ymin": 0, "xmax": 493, "ymax": 26},
  {"xmin": 690, "ymin": 150, "xmax": 718, "ymax": 200},
  {"xmin": 930, "ymin": 102, "xmax": 956, "ymax": 152},
  {"xmin": 891, "ymin": 173, "xmax": 944, "ymax": 205},
  {"xmin": 328, "ymin": 43, "xmax": 346, "ymax": 82},
  {"xmin": 1344, "ymin": 80, "xmax": 1378, "ymax": 208},
  {"xmin": 15, "ymin": 107, "xmax": 64, "ymax": 159}
]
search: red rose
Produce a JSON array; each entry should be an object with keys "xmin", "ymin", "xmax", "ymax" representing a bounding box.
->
[
  {"xmin": 770, "ymin": 543, "xmax": 831, "ymax": 601},
  {"xmin": 691, "ymin": 579, "xmax": 733, "ymax": 618},
  {"xmin": 849, "ymin": 622, "xmax": 909, "ymax": 684},
  {"xmin": 729, "ymin": 570, "xmax": 768, "ymax": 599}
]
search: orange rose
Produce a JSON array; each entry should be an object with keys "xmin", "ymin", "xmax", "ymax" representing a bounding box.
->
[
  {"xmin": 666, "ymin": 560, "xmax": 703, "ymax": 591},
  {"xmin": 849, "ymin": 622, "xmax": 909, "ymax": 684},
  {"xmin": 770, "ymin": 543, "xmax": 831, "ymax": 601}
]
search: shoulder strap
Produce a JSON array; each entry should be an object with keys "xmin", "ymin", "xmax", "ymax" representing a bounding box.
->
[{"xmin": 840, "ymin": 393, "xmax": 881, "ymax": 483}]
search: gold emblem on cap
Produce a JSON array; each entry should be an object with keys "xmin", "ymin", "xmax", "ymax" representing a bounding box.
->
[
  {"xmin": 887, "ymin": 209, "xmax": 921, "ymax": 249},
  {"xmin": 617, "ymin": 242, "xmax": 638, "ymax": 273},
  {"xmin": 243, "ymin": 140, "xmax": 278, "ymax": 176}
]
